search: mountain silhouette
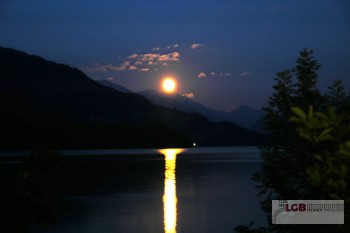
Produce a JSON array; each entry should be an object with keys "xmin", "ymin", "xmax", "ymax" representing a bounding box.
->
[
  {"xmin": 0, "ymin": 46, "xmax": 265, "ymax": 149},
  {"xmin": 229, "ymin": 105, "xmax": 264, "ymax": 128},
  {"xmin": 98, "ymin": 80, "xmax": 131, "ymax": 93}
]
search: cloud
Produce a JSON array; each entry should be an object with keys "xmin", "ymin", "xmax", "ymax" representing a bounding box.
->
[
  {"xmin": 191, "ymin": 43, "xmax": 204, "ymax": 49},
  {"xmin": 167, "ymin": 44, "xmax": 180, "ymax": 49},
  {"xmin": 128, "ymin": 54, "xmax": 138, "ymax": 59},
  {"xmin": 106, "ymin": 77, "xmax": 114, "ymax": 81},
  {"xmin": 113, "ymin": 61, "xmax": 130, "ymax": 71},
  {"xmin": 89, "ymin": 49, "xmax": 181, "ymax": 74},
  {"xmin": 240, "ymin": 72, "xmax": 251, "ymax": 77},
  {"xmin": 183, "ymin": 93, "xmax": 195, "ymax": 99},
  {"xmin": 89, "ymin": 64, "xmax": 111, "ymax": 73},
  {"xmin": 152, "ymin": 47, "xmax": 160, "ymax": 51},
  {"xmin": 140, "ymin": 53, "xmax": 160, "ymax": 61},
  {"xmin": 209, "ymin": 71, "xmax": 232, "ymax": 77},
  {"xmin": 110, "ymin": 51, "xmax": 181, "ymax": 72},
  {"xmin": 134, "ymin": 52, "xmax": 181, "ymax": 63},
  {"xmin": 158, "ymin": 52, "xmax": 180, "ymax": 61},
  {"xmin": 198, "ymin": 72, "xmax": 207, "ymax": 78},
  {"xmin": 87, "ymin": 63, "xmax": 128, "ymax": 73}
]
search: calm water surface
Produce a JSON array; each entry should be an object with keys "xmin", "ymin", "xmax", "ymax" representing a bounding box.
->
[{"xmin": 35, "ymin": 147, "xmax": 266, "ymax": 233}]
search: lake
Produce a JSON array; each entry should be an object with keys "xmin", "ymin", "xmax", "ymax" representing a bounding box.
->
[{"xmin": 32, "ymin": 147, "xmax": 266, "ymax": 233}]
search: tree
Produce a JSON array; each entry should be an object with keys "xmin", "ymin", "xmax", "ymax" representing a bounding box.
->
[
  {"xmin": 256, "ymin": 50, "xmax": 322, "ymax": 203},
  {"xmin": 248, "ymin": 49, "xmax": 349, "ymax": 233},
  {"xmin": 294, "ymin": 49, "xmax": 322, "ymax": 109},
  {"xmin": 263, "ymin": 69, "xmax": 295, "ymax": 143},
  {"xmin": 325, "ymin": 80, "xmax": 350, "ymax": 112}
]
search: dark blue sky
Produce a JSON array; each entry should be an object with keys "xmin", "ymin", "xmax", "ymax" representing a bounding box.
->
[{"xmin": 1, "ymin": 0, "xmax": 350, "ymax": 111}]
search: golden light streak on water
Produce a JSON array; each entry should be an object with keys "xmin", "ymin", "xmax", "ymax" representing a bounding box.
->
[{"xmin": 159, "ymin": 149, "xmax": 185, "ymax": 233}]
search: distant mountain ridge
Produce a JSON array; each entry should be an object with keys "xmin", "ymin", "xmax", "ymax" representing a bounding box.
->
[
  {"xmin": 138, "ymin": 89, "xmax": 220, "ymax": 116},
  {"xmin": 137, "ymin": 89, "xmax": 264, "ymax": 128},
  {"xmin": 229, "ymin": 105, "xmax": 265, "ymax": 129},
  {"xmin": 0, "ymin": 46, "xmax": 266, "ymax": 149},
  {"xmin": 98, "ymin": 80, "xmax": 131, "ymax": 93}
]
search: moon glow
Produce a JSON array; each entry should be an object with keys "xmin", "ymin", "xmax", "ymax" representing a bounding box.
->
[{"xmin": 162, "ymin": 78, "xmax": 176, "ymax": 93}]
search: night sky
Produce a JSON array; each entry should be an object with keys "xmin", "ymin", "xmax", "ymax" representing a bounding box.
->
[{"xmin": 1, "ymin": 0, "xmax": 350, "ymax": 111}]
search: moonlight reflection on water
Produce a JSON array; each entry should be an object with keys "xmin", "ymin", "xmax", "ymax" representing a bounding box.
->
[{"xmin": 159, "ymin": 149, "xmax": 185, "ymax": 233}]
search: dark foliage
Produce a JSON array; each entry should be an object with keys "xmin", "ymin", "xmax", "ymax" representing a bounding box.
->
[{"xmin": 235, "ymin": 49, "xmax": 350, "ymax": 233}]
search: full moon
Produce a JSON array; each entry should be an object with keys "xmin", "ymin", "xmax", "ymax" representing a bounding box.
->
[{"xmin": 162, "ymin": 78, "xmax": 176, "ymax": 93}]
